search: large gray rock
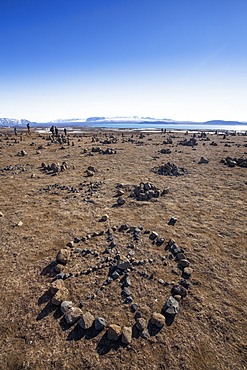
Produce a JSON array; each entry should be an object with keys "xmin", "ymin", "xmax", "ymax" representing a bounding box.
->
[{"xmin": 163, "ymin": 296, "xmax": 179, "ymax": 316}]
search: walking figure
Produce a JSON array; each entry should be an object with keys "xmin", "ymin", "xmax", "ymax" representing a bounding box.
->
[{"xmin": 27, "ymin": 123, "xmax": 31, "ymax": 135}]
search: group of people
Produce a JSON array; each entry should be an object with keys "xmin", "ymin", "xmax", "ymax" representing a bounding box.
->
[{"xmin": 50, "ymin": 125, "xmax": 67, "ymax": 137}]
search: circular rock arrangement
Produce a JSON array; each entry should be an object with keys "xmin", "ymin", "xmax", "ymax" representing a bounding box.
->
[{"xmin": 40, "ymin": 223, "xmax": 192, "ymax": 345}]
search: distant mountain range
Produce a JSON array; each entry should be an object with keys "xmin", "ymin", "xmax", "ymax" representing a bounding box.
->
[{"xmin": 0, "ymin": 116, "xmax": 246, "ymax": 128}]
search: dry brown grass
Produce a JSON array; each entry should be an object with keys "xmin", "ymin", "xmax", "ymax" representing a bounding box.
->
[{"xmin": 0, "ymin": 128, "xmax": 246, "ymax": 370}]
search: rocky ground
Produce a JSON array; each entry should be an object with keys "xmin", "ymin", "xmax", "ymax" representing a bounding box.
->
[{"xmin": 0, "ymin": 127, "xmax": 246, "ymax": 370}]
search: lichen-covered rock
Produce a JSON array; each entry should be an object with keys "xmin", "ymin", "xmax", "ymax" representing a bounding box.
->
[
  {"xmin": 151, "ymin": 312, "xmax": 166, "ymax": 328},
  {"xmin": 56, "ymin": 248, "xmax": 70, "ymax": 265},
  {"xmin": 50, "ymin": 279, "xmax": 64, "ymax": 294},
  {"xmin": 51, "ymin": 287, "xmax": 69, "ymax": 305},
  {"xmin": 136, "ymin": 318, "xmax": 147, "ymax": 331},
  {"xmin": 78, "ymin": 312, "xmax": 95, "ymax": 329},
  {"xmin": 122, "ymin": 326, "xmax": 132, "ymax": 344},
  {"xmin": 60, "ymin": 301, "xmax": 73, "ymax": 314}
]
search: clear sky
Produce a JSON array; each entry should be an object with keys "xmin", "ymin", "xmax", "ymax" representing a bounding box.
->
[{"xmin": 0, "ymin": 0, "xmax": 247, "ymax": 122}]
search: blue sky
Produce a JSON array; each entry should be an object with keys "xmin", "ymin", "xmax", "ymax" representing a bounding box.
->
[{"xmin": 0, "ymin": 0, "xmax": 247, "ymax": 122}]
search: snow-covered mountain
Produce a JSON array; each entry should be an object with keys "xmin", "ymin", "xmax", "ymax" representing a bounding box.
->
[
  {"xmin": 0, "ymin": 118, "xmax": 34, "ymax": 127},
  {"xmin": 0, "ymin": 116, "xmax": 246, "ymax": 128}
]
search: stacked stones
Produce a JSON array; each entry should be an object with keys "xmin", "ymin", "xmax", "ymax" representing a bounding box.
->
[
  {"xmin": 41, "ymin": 161, "xmax": 69, "ymax": 173},
  {"xmin": 179, "ymin": 137, "xmax": 198, "ymax": 146},
  {"xmin": 16, "ymin": 150, "xmax": 28, "ymax": 156},
  {"xmin": 152, "ymin": 162, "xmax": 187, "ymax": 176},
  {"xmin": 91, "ymin": 147, "xmax": 116, "ymax": 155},
  {"xmin": 163, "ymin": 138, "xmax": 173, "ymax": 145},
  {"xmin": 221, "ymin": 156, "xmax": 247, "ymax": 167},
  {"xmin": 160, "ymin": 148, "xmax": 171, "ymax": 154},
  {"xmin": 85, "ymin": 166, "xmax": 97, "ymax": 177},
  {"xmin": 130, "ymin": 182, "xmax": 169, "ymax": 201}
]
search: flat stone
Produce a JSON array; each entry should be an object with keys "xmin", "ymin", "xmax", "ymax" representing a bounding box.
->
[
  {"xmin": 183, "ymin": 267, "xmax": 193, "ymax": 277},
  {"xmin": 122, "ymin": 326, "xmax": 132, "ymax": 344},
  {"xmin": 151, "ymin": 312, "xmax": 166, "ymax": 328},
  {"xmin": 51, "ymin": 287, "xmax": 69, "ymax": 305},
  {"xmin": 111, "ymin": 271, "xmax": 120, "ymax": 280},
  {"xmin": 50, "ymin": 279, "xmax": 64, "ymax": 294},
  {"xmin": 60, "ymin": 301, "xmax": 73, "ymax": 314},
  {"xmin": 117, "ymin": 257, "xmax": 131, "ymax": 270},
  {"xmin": 79, "ymin": 312, "xmax": 94, "ymax": 329},
  {"xmin": 178, "ymin": 259, "xmax": 190, "ymax": 268},
  {"xmin": 122, "ymin": 287, "xmax": 131, "ymax": 296},
  {"xmin": 171, "ymin": 284, "xmax": 188, "ymax": 297},
  {"xmin": 176, "ymin": 253, "xmax": 186, "ymax": 260},
  {"xmin": 107, "ymin": 324, "xmax": 122, "ymax": 341},
  {"xmin": 149, "ymin": 231, "xmax": 158, "ymax": 240},
  {"xmin": 94, "ymin": 317, "xmax": 106, "ymax": 331},
  {"xmin": 56, "ymin": 248, "xmax": 70, "ymax": 265},
  {"xmin": 64, "ymin": 307, "xmax": 83, "ymax": 325}
]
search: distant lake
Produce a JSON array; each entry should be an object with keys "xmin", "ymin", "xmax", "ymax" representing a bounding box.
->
[
  {"xmin": 37, "ymin": 122, "xmax": 247, "ymax": 133},
  {"xmin": 78, "ymin": 122, "xmax": 247, "ymax": 131}
]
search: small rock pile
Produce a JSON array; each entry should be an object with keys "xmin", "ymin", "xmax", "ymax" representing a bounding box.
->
[
  {"xmin": 179, "ymin": 138, "xmax": 198, "ymax": 146},
  {"xmin": 130, "ymin": 182, "xmax": 169, "ymax": 201},
  {"xmin": 41, "ymin": 162, "xmax": 69, "ymax": 173},
  {"xmin": 91, "ymin": 147, "xmax": 116, "ymax": 155},
  {"xmin": 152, "ymin": 163, "xmax": 187, "ymax": 176},
  {"xmin": 16, "ymin": 150, "xmax": 28, "ymax": 156},
  {"xmin": 85, "ymin": 166, "xmax": 97, "ymax": 177},
  {"xmin": 160, "ymin": 148, "xmax": 171, "ymax": 154},
  {"xmin": 221, "ymin": 156, "xmax": 247, "ymax": 167}
]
